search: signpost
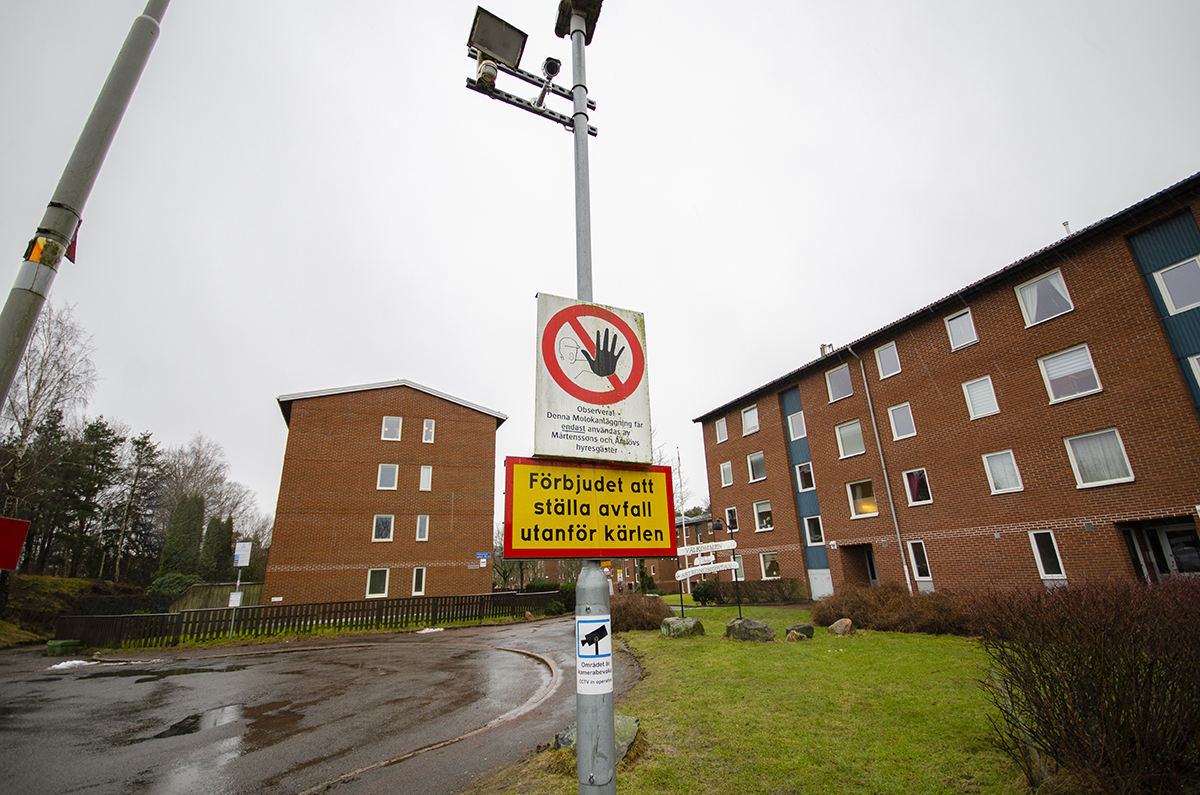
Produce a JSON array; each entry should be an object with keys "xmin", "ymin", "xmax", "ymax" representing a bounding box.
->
[
  {"xmin": 229, "ymin": 541, "xmax": 252, "ymax": 639},
  {"xmin": 674, "ymin": 540, "xmax": 738, "ymax": 613}
]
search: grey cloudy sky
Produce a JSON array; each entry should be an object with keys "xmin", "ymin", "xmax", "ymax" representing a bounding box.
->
[{"xmin": 2, "ymin": 1, "xmax": 1198, "ymax": 525}]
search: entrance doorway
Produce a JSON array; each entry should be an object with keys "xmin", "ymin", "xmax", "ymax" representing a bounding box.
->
[
  {"xmin": 863, "ymin": 545, "xmax": 879, "ymax": 587},
  {"xmin": 1147, "ymin": 523, "xmax": 1200, "ymax": 576}
]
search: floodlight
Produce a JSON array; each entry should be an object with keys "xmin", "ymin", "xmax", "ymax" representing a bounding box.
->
[
  {"xmin": 467, "ymin": 6, "xmax": 527, "ymax": 70},
  {"xmin": 554, "ymin": 0, "xmax": 603, "ymax": 45}
]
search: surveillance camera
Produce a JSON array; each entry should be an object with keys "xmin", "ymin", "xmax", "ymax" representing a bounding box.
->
[
  {"xmin": 542, "ymin": 57, "xmax": 562, "ymax": 79},
  {"xmin": 477, "ymin": 59, "xmax": 498, "ymax": 91}
]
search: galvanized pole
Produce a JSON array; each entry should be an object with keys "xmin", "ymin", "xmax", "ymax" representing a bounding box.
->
[
  {"xmin": 0, "ymin": 0, "xmax": 169, "ymax": 409},
  {"xmin": 570, "ymin": 11, "xmax": 593, "ymax": 303}
]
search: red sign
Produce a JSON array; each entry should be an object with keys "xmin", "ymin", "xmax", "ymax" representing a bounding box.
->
[
  {"xmin": 0, "ymin": 517, "xmax": 31, "ymax": 570},
  {"xmin": 540, "ymin": 303, "xmax": 645, "ymax": 405}
]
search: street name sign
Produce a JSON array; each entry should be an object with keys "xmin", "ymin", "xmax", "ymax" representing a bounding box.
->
[
  {"xmin": 675, "ymin": 560, "xmax": 740, "ymax": 581},
  {"xmin": 504, "ymin": 456, "xmax": 676, "ymax": 559},
  {"xmin": 676, "ymin": 540, "xmax": 737, "ymax": 557},
  {"xmin": 534, "ymin": 293, "xmax": 651, "ymax": 463}
]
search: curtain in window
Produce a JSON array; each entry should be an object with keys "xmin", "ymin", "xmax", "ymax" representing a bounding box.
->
[
  {"xmin": 1044, "ymin": 347, "xmax": 1098, "ymax": 397},
  {"xmin": 1021, "ymin": 273, "xmax": 1072, "ymax": 323},
  {"xmin": 1070, "ymin": 431, "xmax": 1131, "ymax": 483},
  {"xmin": 965, "ymin": 378, "xmax": 998, "ymax": 416},
  {"xmin": 905, "ymin": 470, "xmax": 930, "ymax": 502},
  {"xmin": 986, "ymin": 453, "xmax": 1020, "ymax": 491}
]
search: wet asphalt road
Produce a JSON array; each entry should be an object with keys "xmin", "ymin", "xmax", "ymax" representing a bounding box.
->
[{"xmin": 0, "ymin": 617, "xmax": 637, "ymax": 794}]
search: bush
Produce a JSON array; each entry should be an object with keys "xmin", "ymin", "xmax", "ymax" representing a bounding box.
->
[
  {"xmin": 719, "ymin": 577, "xmax": 809, "ymax": 605},
  {"xmin": 810, "ymin": 582, "xmax": 971, "ymax": 635},
  {"xmin": 544, "ymin": 600, "xmax": 566, "ymax": 616},
  {"xmin": 611, "ymin": 594, "xmax": 674, "ymax": 632},
  {"xmin": 148, "ymin": 572, "xmax": 203, "ymax": 596},
  {"xmin": 964, "ymin": 579, "xmax": 1200, "ymax": 795},
  {"xmin": 691, "ymin": 580, "xmax": 718, "ymax": 606},
  {"xmin": 524, "ymin": 580, "xmax": 575, "ymax": 611}
]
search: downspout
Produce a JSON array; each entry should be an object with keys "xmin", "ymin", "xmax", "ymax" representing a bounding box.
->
[{"xmin": 847, "ymin": 345, "xmax": 914, "ymax": 595}]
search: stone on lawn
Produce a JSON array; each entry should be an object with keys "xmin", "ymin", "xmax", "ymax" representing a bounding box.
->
[
  {"xmin": 828, "ymin": 618, "xmax": 854, "ymax": 636},
  {"xmin": 554, "ymin": 714, "xmax": 640, "ymax": 762},
  {"xmin": 785, "ymin": 630, "xmax": 808, "ymax": 642},
  {"xmin": 724, "ymin": 617, "xmax": 775, "ymax": 642},
  {"xmin": 785, "ymin": 624, "xmax": 815, "ymax": 639},
  {"xmin": 661, "ymin": 616, "xmax": 705, "ymax": 638}
]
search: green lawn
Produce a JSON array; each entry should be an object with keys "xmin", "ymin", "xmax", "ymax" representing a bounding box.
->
[{"xmin": 472, "ymin": 605, "xmax": 1025, "ymax": 795}]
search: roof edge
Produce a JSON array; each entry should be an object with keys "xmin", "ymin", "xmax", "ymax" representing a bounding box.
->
[{"xmin": 277, "ymin": 379, "xmax": 508, "ymax": 427}]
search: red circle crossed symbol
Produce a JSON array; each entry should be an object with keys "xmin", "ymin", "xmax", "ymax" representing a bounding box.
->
[{"xmin": 541, "ymin": 303, "xmax": 645, "ymax": 405}]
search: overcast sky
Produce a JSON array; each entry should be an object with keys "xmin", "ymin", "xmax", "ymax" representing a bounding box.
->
[{"xmin": 2, "ymin": 1, "xmax": 1198, "ymax": 527}]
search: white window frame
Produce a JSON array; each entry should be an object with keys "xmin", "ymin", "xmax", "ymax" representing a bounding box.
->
[
  {"xmin": 902, "ymin": 467, "xmax": 932, "ymax": 506},
  {"xmin": 907, "ymin": 540, "xmax": 932, "ymax": 581},
  {"xmin": 835, "ymin": 419, "xmax": 866, "ymax": 458},
  {"xmin": 715, "ymin": 417, "xmax": 728, "ymax": 443},
  {"xmin": 787, "ymin": 410, "xmax": 807, "ymax": 441},
  {"xmin": 804, "ymin": 515, "xmax": 824, "ymax": 546},
  {"xmin": 944, "ymin": 308, "xmax": 978, "ymax": 351},
  {"xmin": 874, "ymin": 342, "xmax": 901, "ymax": 379},
  {"xmin": 419, "ymin": 465, "xmax": 433, "ymax": 491},
  {"xmin": 962, "ymin": 375, "xmax": 1000, "ymax": 419},
  {"xmin": 847, "ymin": 479, "xmax": 878, "ymax": 518},
  {"xmin": 888, "ymin": 402, "xmax": 916, "ymax": 440},
  {"xmin": 747, "ymin": 451, "xmax": 766, "ymax": 483},
  {"xmin": 732, "ymin": 554, "xmax": 744, "ymax": 581},
  {"xmin": 725, "ymin": 506, "xmax": 739, "ymax": 532},
  {"xmin": 416, "ymin": 514, "xmax": 429, "ymax": 542},
  {"xmin": 753, "ymin": 500, "xmax": 774, "ymax": 532},
  {"xmin": 826, "ymin": 364, "xmax": 853, "ymax": 403},
  {"xmin": 742, "ymin": 405, "xmax": 760, "ymax": 435},
  {"xmin": 1028, "ymin": 530, "xmax": 1067, "ymax": 581},
  {"xmin": 1153, "ymin": 256, "xmax": 1200, "ymax": 315},
  {"xmin": 411, "ymin": 566, "xmax": 426, "ymax": 596},
  {"xmin": 381, "ymin": 416, "xmax": 402, "ymax": 441},
  {"xmin": 1015, "ymin": 268, "xmax": 1074, "ymax": 327},
  {"xmin": 795, "ymin": 462, "xmax": 815, "ymax": 492},
  {"xmin": 366, "ymin": 568, "xmax": 389, "ymax": 598},
  {"xmin": 720, "ymin": 461, "xmax": 733, "ymax": 488},
  {"xmin": 422, "ymin": 419, "xmax": 435, "ymax": 443},
  {"xmin": 1190, "ymin": 354, "xmax": 1200, "ymax": 388},
  {"xmin": 373, "ymin": 514, "xmax": 394, "ymax": 542},
  {"xmin": 650, "ymin": 564, "xmax": 656, "ymax": 576},
  {"xmin": 1064, "ymin": 428, "xmax": 1134, "ymax": 488},
  {"xmin": 982, "ymin": 449, "xmax": 1024, "ymax": 494},
  {"xmin": 760, "ymin": 551, "xmax": 780, "ymax": 580},
  {"xmin": 377, "ymin": 463, "xmax": 398, "ymax": 490},
  {"xmin": 1038, "ymin": 344, "xmax": 1102, "ymax": 404}
]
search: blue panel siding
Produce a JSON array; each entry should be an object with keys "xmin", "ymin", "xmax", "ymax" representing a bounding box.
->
[
  {"xmin": 780, "ymin": 388, "xmax": 830, "ymax": 570},
  {"xmin": 1128, "ymin": 212, "xmax": 1200, "ymax": 413}
]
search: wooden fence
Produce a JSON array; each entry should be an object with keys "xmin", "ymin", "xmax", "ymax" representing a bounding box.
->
[
  {"xmin": 170, "ymin": 582, "xmax": 264, "ymax": 612},
  {"xmin": 55, "ymin": 590, "xmax": 560, "ymax": 649}
]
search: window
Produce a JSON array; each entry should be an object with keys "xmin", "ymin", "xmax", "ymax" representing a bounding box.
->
[
  {"xmin": 760, "ymin": 552, "xmax": 780, "ymax": 580},
  {"xmin": 720, "ymin": 461, "xmax": 733, "ymax": 487},
  {"xmin": 416, "ymin": 515, "xmax": 429, "ymax": 541},
  {"xmin": 1029, "ymin": 530, "xmax": 1066, "ymax": 581},
  {"xmin": 944, "ymin": 309, "xmax": 978, "ymax": 350},
  {"xmin": 1190, "ymin": 354, "xmax": 1200, "ymax": 387},
  {"xmin": 804, "ymin": 515, "xmax": 824, "ymax": 545},
  {"xmin": 377, "ymin": 464, "xmax": 398, "ymax": 490},
  {"xmin": 1016, "ymin": 269, "xmax": 1073, "ymax": 326},
  {"xmin": 742, "ymin": 405, "xmax": 759, "ymax": 435},
  {"xmin": 983, "ymin": 450, "xmax": 1024, "ymax": 494},
  {"xmin": 847, "ymin": 480, "xmax": 878, "ymax": 518},
  {"xmin": 411, "ymin": 567, "xmax": 426, "ymax": 596},
  {"xmin": 725, "ymin": 506, "xmax": 739, "ymax": 532},
  {"xmin": 650, "ymin": 564, "xmax": 656, "ymax": 576},
  {"xmin": 715, "ymin": 417, "xmax": 728, "ymax": 443},
  {"xmin": 753, "ymin": 500, "xmax": 773, "ymax": 532},
  {"xmin": 903, "ymin": 468, "xmax": 932, "ymax": 505},
  {"xmin": 747, "ymin": 451, "xmax": 766, "ymax": 482},
  {"xmin": 875, "ymin": 342, "xmax": 901, "ymax": 379},
  {"xmin": 1064, "ymin": 428, "xmax": 1133, "ymax": 488},
  {"xmin": 787, "ymin": 410, "xmax": 807, "ymax": 440},
  {"xmin": 381, "ymin": 416, "xmax": 402, "ymax": 440},
  {"xmin": 422, "ymin": 419, "xmax": 435, "ymax": 443},
  {"xmin": 373, "ymin": 515, "xmax": 394, "ymax": 542},
  {"xmin": 1153, "ymin": 256, "xmax": 1200, "ymax": 315},
  {"xmin": 826, "ymin": 364, "xmax": 853, "ymax": 402},
  {"xmin": 419, "ymin": 465, "xmax": 433, "ymax": 491},
  {"xmin": 366, "ymin": 568, "xmax": 389, "ymax": 598},
  {"xmin": 732, "ymin": 555, "xmax": 744, "ymax": 581},
  {"xmin": 963, "ymin": 376, "xmax": 999, "ymax": 419},
  {"xmin": 888, "ymin": 402, "xmax": 916, "ymax": 439},
  {"xmin": 795, "ymin": 462, "xmax": 815, "ymax": 491},
  {"xmin": 1039, "ymin": 345, "xmax": 1101, "ymax": 403},
  {"xmin": 835, "ymin": 419, "xmax": 865, "ymax": 458},
  {"xmin": 907, "ymin": 541, "xmax": 932, "ymax": 580}
]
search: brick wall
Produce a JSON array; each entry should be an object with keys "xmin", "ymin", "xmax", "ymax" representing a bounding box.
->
[{"xmin": 264, "ymin": 384, "xmax": 499, "ymax": 604}]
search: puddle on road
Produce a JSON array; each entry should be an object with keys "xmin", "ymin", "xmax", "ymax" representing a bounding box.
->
[
  {"xmin": 154, "ymin": 703, "xmax": 243, "ymax": 738},
  {"xmin": 83, "ymin": 664, "xmax": 248, "ymax": 684}
]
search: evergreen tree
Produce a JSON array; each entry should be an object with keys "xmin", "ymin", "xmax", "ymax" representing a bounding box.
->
[
  {"xmin": 158, "ymin": 493, "xmax": 204, "ymax": 576},
  {"xmin": 199, "ymin": 515, "xmax": 234, "ymax": 582}
]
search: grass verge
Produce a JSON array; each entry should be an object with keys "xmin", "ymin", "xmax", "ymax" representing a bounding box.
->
[{"xmin": 463, "ymin": 605, "xmax": 1023, "ymax": 795}]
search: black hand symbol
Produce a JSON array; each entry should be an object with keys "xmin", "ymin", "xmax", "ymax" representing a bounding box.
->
[{"xmin": 581, "ymin": 328, "xmax": 624, "ymax": 377}]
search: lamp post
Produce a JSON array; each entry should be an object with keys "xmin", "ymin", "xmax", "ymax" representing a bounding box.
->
[{"xmin": 466, "ymin": 4, "xmax": 613, "ymax": 793}]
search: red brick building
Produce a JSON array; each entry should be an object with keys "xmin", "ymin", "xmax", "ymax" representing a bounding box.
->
[
  {"xmin": 264, "ymin": 380, "xmax": 506, "ymax": 604},
  {"xmin": 696, "ymin": 173, "xmax": 1200, "ymax": 596}
]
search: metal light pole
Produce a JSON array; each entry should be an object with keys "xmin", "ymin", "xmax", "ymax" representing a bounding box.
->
[{"xmin": 0, "ymin": 1, "xmax": 169, "ymax": 409}]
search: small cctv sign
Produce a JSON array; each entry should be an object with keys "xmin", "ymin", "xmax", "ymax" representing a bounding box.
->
[{"xmin": 576, "ymin": 614, "xmax": 613, "ymax": 695}]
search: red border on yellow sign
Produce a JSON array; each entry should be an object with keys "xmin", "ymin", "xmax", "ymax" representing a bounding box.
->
[{"xmin": 504, "ymin": 456, "xmax": 676, "ymax": 559}]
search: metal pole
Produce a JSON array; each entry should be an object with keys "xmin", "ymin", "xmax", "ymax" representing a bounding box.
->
[
  {"xmin": 576, "ymin": 559, "xmax": 615, "ymax": 794},
  {"xmin": 228, "ymin": 568, "xmax": 241, "ymax": 641},
  {"xmin": 0, "ymin": 0, "xmax": 169, "ymax": 409},
  {"xmin": 570, "ymin": 12, "xmax": 593, "ymax": 302}
]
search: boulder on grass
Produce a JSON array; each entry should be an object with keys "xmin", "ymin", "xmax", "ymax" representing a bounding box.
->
[
  {"xmin": 724, "ymin": 617, "xmax": 775, "ymax": 642},
  {"xmin": 661, "ymin": 616, "xmax": 704, "ymax": 638},
  {"xmin": 828, "ymin": 618, "xmax": 854, "ymax": 636},
  {"xmin": 785, "ymin": 630, "xmax": 808, "ymax": 642},
  {"xmin": 785, "ymin": 624, "xmax": 815, "ymax": 639},
  {"xmin": 554, "ymin": 714, "xmax": 640, "ymax": 762}
]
